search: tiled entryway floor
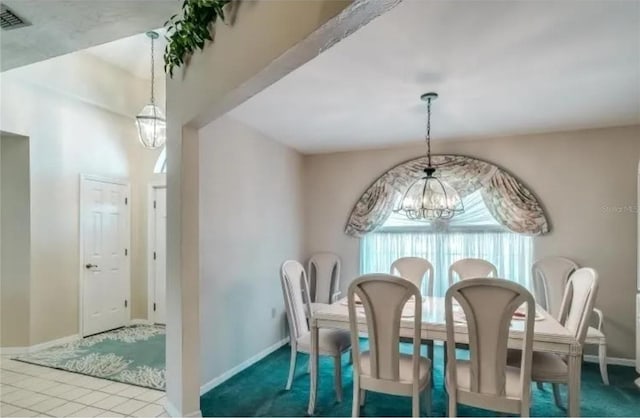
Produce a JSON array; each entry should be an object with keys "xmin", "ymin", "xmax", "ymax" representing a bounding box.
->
[{"xmin": 0, "ymin": 357, "xmax": 168, "ymax": 417}]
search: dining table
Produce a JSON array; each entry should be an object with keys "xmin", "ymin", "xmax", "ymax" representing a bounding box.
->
[{"xmin": 307, "ymin": 296, "xmax": 583, "ymax": 416}]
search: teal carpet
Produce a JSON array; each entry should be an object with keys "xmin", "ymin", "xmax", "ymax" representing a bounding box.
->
[
  {"xmin": 201, "ymin": 343, "xmax": 640, "ymax": 417},
  {"xmin": 14, "ymin": 325, "xmax": 166, "ymax": 390}
]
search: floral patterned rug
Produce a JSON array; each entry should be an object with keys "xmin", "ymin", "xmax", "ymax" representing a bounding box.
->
[{"xmin": 14, "ymin": 325, "xmax": 166, "ymax": 390}]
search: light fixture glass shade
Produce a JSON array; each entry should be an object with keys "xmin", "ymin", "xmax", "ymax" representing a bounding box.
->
[
  {"xmin": 397, "ymin": 169, "xmax": 464, "ymax": 220},
  {"xmin": 135, "ymin": 104, "xmax": 166, "ymax": 149}
]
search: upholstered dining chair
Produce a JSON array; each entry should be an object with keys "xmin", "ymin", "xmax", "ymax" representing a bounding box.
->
[
  {"xmin": 390, "ymin": 257, "xmax": 434, "ymax": 296},
  {"xmin": 308, "ymin": 252, "xmax": 342, "ymax": 304},
  {"xmin": 507, "ymin": 267, "xmax": 599, "ymax": 410},
  {"xmin": 448, "ymin": 258, "xmax": 498, "ymax": 286},
  {"xmin": 280, "ymin": 260, "xmax": 351, "ymax": 400},
  {"xmin": 532, "ymin": 257, "xmax": 609, "ymax": 385},
  {"xmin": 445, "ymin": 278, "xmax": 536, "ymax": 417},
  {"xmin": 348, "ymin": 274, "xmax": 432, "ymax": 417}
]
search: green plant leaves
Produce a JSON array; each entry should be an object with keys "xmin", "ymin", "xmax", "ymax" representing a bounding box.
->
[{"xmin": 163, "ymin": 0, "xmax": 231, "ymax": 77}]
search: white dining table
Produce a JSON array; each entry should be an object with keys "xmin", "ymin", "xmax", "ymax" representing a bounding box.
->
[{"xmin": 307, "ymin": 296, "xmax": 583, "ymax": 416}]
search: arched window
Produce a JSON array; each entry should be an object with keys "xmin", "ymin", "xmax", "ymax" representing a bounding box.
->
[
  {"xmin": 154, "ymin": 147, "xmax": 167, "ymax": 174},
  {"xmin": 360, "ymin": 190, "xmax": 533, "ymax": 296}
]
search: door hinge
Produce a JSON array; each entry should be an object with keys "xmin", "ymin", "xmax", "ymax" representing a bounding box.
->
[
  {"xmin": 124, "ymin": 248, "xmax": 128, "ymax": 256},
  {"xmin": 124, "ymin": 299, "xmax": 128, "ymax": 308},
  {"xmin": 124, "ymin": 197, "xmax": 128, "ymax": 205},
  {"xmin": 153, "ymin": 303, "xmax": 156, "ymax": 312},
  {"xmin": 153, "ymin": 251, "xmax": 157, "ymax": 260},
  {"xmin": 153, "ymin": 200, "xmax": 156, "ymax": 209}
]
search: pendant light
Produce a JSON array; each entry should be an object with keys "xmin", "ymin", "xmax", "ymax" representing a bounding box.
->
[
  {"xmin": 395, "ymin": 92, "xmax": 464, "ymax": 220},
  {"xmin": 135, "ymin": 31, "xmax": 166, "ymax": 149}
]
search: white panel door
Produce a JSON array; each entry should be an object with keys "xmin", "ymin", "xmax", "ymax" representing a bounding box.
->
[
  {"xmin": 81, "ymin": 178, "xmax": 129, "ymax": 336},
  {"xmin": 152, "ymin": 187, "xmax": 167, "ymax": 324}
]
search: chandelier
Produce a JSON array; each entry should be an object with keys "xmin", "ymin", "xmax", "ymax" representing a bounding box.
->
[
  {"xmin": 135, "ymin": 31, "xmax": 166, "ymax": 149},
  {"xmin": 395, "ymin": 92, "xmax": 464, "ymax": 220}
]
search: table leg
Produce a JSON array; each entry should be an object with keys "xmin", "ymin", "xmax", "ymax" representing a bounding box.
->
[
  {"xmin": 568, "ymin": 350, "xmax": 582, "ymax": 417},
  {"xmin": 307, "ymin": 320, "xmax": 319, "ymax": 415}
]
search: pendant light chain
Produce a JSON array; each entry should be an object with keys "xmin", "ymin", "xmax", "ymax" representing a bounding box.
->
[
  {"xmin": 150, "ymin": 34, "xmax": 155, "ymax": 105},
  {"xmin": 426, "ymin": 96, "xmax": 432, "ymax": 168}
]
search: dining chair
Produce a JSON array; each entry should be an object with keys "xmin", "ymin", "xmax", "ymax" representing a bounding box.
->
[
  {"xmin": 280, "ymin": 260, "xmax": 351, "ymax": 400},
  {"xmin": 448, "ymin": 258, "xmax": 498, "ymax": 286},
  {"xmin": 348, "ymin": 274, "xmax": 432, "ymax": 417},
  {"xmin": 507, "ymin": 267, "xmax": 599, "ymax": 410},
  {"xmin": 445, "ymin": 258, "xmax": 498, "ymax": 368},
  {"xmin": 445, "ymin": 278, "xmax": 535, "ymax": 417},
  {"xmin": 308, "ymin": 252, "xmax": 342, "ymax": 304},
  {"xmin": 531, "ymin": 256, "xmax": 578, "ymax": 319},
  {"xmin": 532, "ymin": 257, "xmax": 609, "ymax": 385},
  {"xmin": 390, "ymin": 257, "xmax": 435, "ymax": 361},
  {"xmin": 390, "ymin": 257, "xmax": 434, "ymax": 296}
]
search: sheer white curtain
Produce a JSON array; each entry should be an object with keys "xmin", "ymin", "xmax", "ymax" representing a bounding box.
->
[{"xmin": 360, "ymin": 191, "xmax": 533, "ymax": 296}]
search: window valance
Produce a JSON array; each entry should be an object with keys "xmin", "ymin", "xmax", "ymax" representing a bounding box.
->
[{"xmin": 345, "ymin": 155, "xmax": 549, "ymax": 237}]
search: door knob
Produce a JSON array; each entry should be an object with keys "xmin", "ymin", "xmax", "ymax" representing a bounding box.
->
[{"xmin": 85, "ymin": 263, "xmax": 98, "ymax": 269}]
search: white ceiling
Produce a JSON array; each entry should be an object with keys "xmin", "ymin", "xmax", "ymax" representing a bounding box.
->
[
  {"xmin": 1, "ymin": 0, "xmax": 178, "ymax": 71},
  {"xmin": 229, "ymin": 0, "xmax": 640, "ymax": 154},
  {"xmin": 85, "ymin": 30, "xmax": 168, "ymax": 81}
]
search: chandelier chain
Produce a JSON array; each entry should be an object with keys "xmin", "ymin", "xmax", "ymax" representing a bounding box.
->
[
  {"xmin": 426, "ymin": 97, "xmax": 432, "ymax": 167},
  {"xmin": 150, "ymin": 34, "xmax": 155, "ymax": 104}
]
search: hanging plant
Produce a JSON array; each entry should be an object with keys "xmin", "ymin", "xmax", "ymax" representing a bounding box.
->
[{"xmin": 163, "ymin": 0, "xmax": 231, "ymax": 78}]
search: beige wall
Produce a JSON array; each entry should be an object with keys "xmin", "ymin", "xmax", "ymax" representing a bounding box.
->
[
  {"xmin": 198, "ymin": 116, "xmax": 304, "ymax": 385},
  {"xmin": 0, "ymin": 55, "xmax": 161, "ymax": 345},
  {"xmin": 0, "ymin": 134, "xmax": 31, "ymax": 347},
  {"xmin": 303, "ymin": 125, "xmax": 640, "ymax": 359}
]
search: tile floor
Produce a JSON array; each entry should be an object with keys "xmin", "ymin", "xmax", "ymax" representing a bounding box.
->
[{"xmin": 0, "ymin": 357, "xmax": 168, "ymax": 417}]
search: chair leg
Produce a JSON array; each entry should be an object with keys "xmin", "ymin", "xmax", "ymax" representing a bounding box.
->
[
  {"xmin": 423, "ymin": 386, "xmax": 432, "ymax": 417},
  {"xmin": 286, "ymin": 345, "xmax": 297, "ymax": 390},
  {"xmin": 536, "ymin": 382, "xmax": 544, "ymax": 391},
  {"xmin": 360, "ymin": 389, "xmax": 366, "ymax": 406},
  {"xmin": 349, "ymin": 349, "xmax": 353, "ymax": 365},
  {"xmin": 412, "ymin": 387, "xmax": 420, "ymax": 418},
  {"xmin": 352, "ymin": 377, "xmax": 361, "ymax": 417},
  {"xmin": 443, "ymin": 342, "xmax": 448, "ymax": 388},
  {"xmin": 448, "ymin": 394, "xmax": 457, "ymax": 418},
  {"xmin": 599, "ymin": 342, "xmax": 609, "ymax": 385},
  {"xmin": 552, "ymin": 384, "xmax": 565, "ymax": 410},
  {"xmin": 334, "ymin": 355, "xmax": 343, "ymax": 402}
]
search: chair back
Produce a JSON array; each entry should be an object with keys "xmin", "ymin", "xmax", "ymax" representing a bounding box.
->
[
  {"xmin": 558, "ymin": 267, "xmax": 599, "ymax": 344},
  {"xmin": 445, "ymin": 278, "xmax": 534, "ymax": 399},
  {"xmin": 390, "ymin": 256, "xmax": 434, "ymax": 296},
  {"xmin": 308, "ymin": 252, "xmax": 341, "ymax": 304},
  {"xmin": 280, "ymin": 260, "xmax": 312, "ymax": 342},
  {"xmin": 448, "ymin": 258, "xmax": 498, "ymax": 286},
  {"xmin": 348, "ymin": 274, "xmax": 422, "ymax": 383},
  {"xmin": 531, "ymin": 256, "xmax": 578, "ymax": 319}
]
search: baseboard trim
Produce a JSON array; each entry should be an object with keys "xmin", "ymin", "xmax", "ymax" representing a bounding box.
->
[
  {"xmin": 129, "ymin": 319, "xmax": 153, "ymax": 326},
  {"xmin": 1, "ymin": 334, "xmax": 79, "ymax": 355},
  {"xmin": 0, "ymin": 346, "xmax": 28, "ymax": 355},
  {"xmin": 200, "ymin": 337, "xmax": 289, "ymax": 395},
  {"xmin": 165, "ymin": 400, "xmax": 202, "ymax": 418},
  {"xmin": 583, "ymin": 354, "xmax": 636, "ymax": 367}
]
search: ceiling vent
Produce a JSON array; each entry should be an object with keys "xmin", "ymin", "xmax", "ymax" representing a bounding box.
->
[{"xmin": 1, "ymin": 4, "xmax": 30, "ymax": 30}]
